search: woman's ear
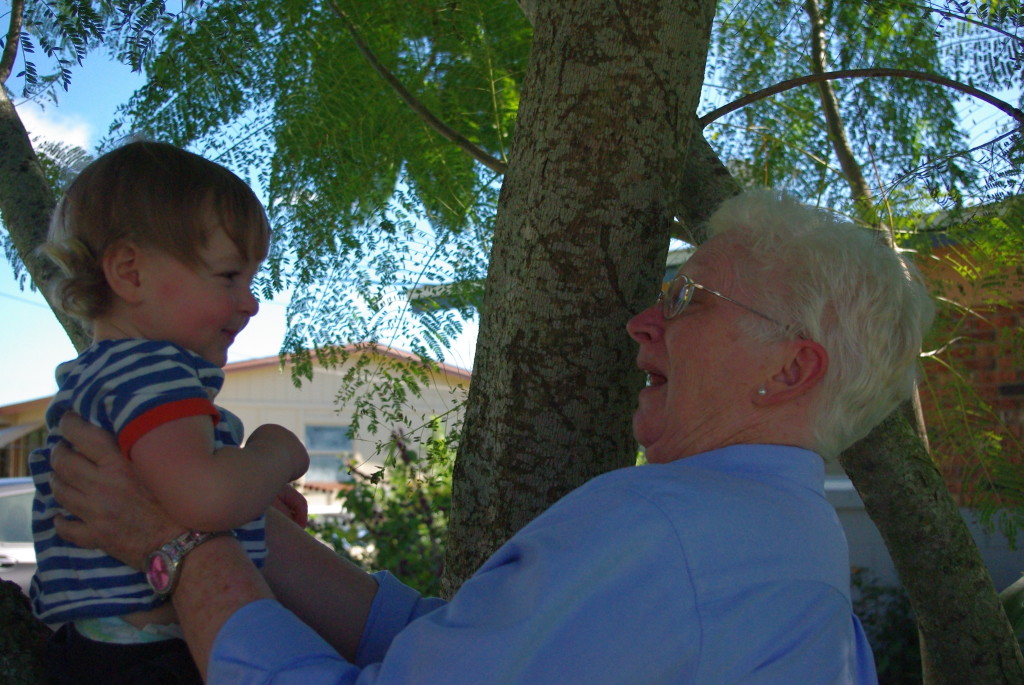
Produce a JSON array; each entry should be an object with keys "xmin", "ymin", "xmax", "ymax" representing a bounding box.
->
[
  {"xmin": 756, "ymin": 339, "xmax": 829, "ymax": 405},
  {"xmin": 102, "ymin": 241, "xmax": 144, "ymax": 303}
]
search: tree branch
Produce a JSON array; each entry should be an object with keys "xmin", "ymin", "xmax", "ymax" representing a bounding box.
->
[
  {"xmin": 327, "ymin": 1, "xmax": 508, "ymax": 176},
  {"xmin": 0, "ymin": 89, "xmax": 90, "ymax": 351},
  {"xmin": 674, "ymin": 130, "xmax": 740, "ymax": 242},
  {"xmin": 803, "ymin": 0, "xmax": 875, "ymax": 210},
  {"xmin": 514, "ymin": 0, "xmax": 539, "ymax": 26},
  {"xmin": 699, "ymin": 68, "xmax": 1024, "ymax": 129},
  {"xmin": 0, "ymin": 0, "xmax": 24, "ymax": 84},
  {"xmin": 909, "ymin": 1, "xmax": 1024, "ymax": 46}
]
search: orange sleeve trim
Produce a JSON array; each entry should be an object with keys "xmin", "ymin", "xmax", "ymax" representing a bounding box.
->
[{"xmin": 118, "ymin": 398, "xmax": 221, "ymax": 457}]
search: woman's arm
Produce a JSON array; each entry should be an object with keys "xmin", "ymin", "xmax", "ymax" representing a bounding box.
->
[
  {"xmin": 262, "ymin": 508, "xmax": 378, "ymax": 662},
  {"xmin": 172, "ymin": 534, "xmax": 273, "ymax": 678}
]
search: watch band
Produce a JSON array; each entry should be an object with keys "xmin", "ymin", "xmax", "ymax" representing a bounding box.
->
[{"xmin": 145, "ymin": 530, "xmax": 232, "ymax": 599}]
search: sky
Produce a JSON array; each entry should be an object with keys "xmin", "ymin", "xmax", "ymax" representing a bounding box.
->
[{"xmin": 1, "ymin": 55, "xmax": 478, "ymax": 407}]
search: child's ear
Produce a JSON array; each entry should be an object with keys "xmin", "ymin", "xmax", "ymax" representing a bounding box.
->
[{"xmin": 102, "ymin": 241, "xmax": 144, "ymax": 303}]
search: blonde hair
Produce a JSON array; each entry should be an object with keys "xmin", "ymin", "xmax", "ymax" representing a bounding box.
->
[{"xmin": 44, "ymin": 141, "xmax": 270, "ymax": 324}]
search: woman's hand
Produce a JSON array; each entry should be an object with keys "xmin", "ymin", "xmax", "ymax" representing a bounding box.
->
[{"xmin": 50, "ymin": 412, "xmax": 184, "ymax": 570}]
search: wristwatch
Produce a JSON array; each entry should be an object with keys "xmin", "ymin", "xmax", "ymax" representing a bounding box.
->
[{"xmin": 145, "ymin": 530, "xmax": 232, "ymax": 599}]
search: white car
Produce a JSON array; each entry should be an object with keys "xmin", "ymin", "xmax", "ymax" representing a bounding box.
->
[{"xmin": 0, "ymin": 477, "xmax": 35, "ymax": 596}]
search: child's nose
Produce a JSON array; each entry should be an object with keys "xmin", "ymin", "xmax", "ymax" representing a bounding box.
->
[{"xmin": 241, "ymin": 288, "xmax": 259, "ymax": 316}]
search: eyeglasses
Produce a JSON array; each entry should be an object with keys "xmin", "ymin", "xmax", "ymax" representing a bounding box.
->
[{"xmin": 657, "ymin": 273, "xmax": 784, "ymax": 327}]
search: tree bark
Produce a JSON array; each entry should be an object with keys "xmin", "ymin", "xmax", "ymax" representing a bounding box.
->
[
  {"xmin": 841, "ymin": 409, "xmax": 1024, "ymax": 683},
  {"xmin": 443, "ymin": 0, "xmax": 719, "ymax": 593},
  {"xmin": 673, "ymin": 130, "xmax": 741, "ymax": 242},
  {"xmin": 803, "ymin": 0, "xmax": 875, "ymax": 208},
  {"xmin": 0, "ymin": 88, "xmax": 89, "ymax": 350}
]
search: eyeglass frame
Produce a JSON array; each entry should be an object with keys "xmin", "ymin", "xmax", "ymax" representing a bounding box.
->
[{"xmin": 657, "ymin": 272, "xmax": 785, "ymax": 328}]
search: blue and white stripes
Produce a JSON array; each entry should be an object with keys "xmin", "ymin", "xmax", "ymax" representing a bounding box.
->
[{"xmin": 29, "ymin": 339, "xmax": 266, "ymax": 623}]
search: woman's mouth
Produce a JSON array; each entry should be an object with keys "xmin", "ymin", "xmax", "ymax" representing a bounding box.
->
[{"xmin": 646, "ymin": 372, "xmax": 667, "ymax": 387}]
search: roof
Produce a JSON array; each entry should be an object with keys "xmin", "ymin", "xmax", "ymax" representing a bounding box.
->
[
  {"xmin": 224, "ymin": 346, "xmax": 472, "ymax": 384},
  {"xmin": 0, "ymin": 345, "xmax": 472, "ymax": 415},
  {"xmin": 0, "ymin": 397, "xmax": 49, "ymax": 418},
  {"xmin": 0, "ymin": 423, "xmax": 44, "ymax": 449}
]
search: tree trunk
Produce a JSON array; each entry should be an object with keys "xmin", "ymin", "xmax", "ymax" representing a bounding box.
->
[
  {"xmin": 442, "ymin": 0, "xmax": 719, "ymax": 593},
  {"xmin": 0, "ymin": 88, "xmax": 89, "ymax": 350},
  {"xmin": 841, "ymin": 409, "xmax": 1024, "ymax": 684}
]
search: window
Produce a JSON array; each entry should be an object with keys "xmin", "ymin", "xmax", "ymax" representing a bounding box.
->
[
  {"xmin": 0, "ymin": 491, "xmax": 33, "ymax": 543},
  {"xmin": 304, "ymin": 425, "xmax": 355, "ymax": 482}
]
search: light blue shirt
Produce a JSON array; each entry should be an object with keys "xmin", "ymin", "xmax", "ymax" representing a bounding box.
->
[{"xmin": 210, "ymin": 445, "xmax": 877, "ymax": 683}]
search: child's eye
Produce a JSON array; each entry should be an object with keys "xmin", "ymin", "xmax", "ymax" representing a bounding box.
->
[{"xmin": 219, "ymin": 271, "xmax": 240, "ymax": 282}]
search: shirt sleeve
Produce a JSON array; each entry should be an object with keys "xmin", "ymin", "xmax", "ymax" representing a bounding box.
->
[
  {"xmin": 209, "ymin": 482, "xmax": 702, "ymax": 684},
  {"xmin": 208, "ymin": 471, "xmax": 875, "ymax": 684},
  {"xmin": 87, "ymin": 341, "xmax": 223, "ymax": 455},
  {"xmin": 354, "ymin": 572, "xmax": 447, "ymax": 666}
]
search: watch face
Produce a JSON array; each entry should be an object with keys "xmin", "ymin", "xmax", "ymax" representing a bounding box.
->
[{"xmin": 147, "ymin": 551, "xmax": 173, "ymax": 594}]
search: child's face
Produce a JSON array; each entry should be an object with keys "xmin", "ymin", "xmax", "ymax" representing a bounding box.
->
[{"xmin": 134, "ymin": 227, "xmax": 262, "ymax": 367}]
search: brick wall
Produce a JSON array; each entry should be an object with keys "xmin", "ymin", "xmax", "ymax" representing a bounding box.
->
[{"xmin": 920, "ymin": 303, "xmax": 1024, "ymax": 505}]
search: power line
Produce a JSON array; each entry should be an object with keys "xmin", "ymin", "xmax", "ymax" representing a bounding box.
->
[{"xmin": 0, "ymin": 291, "xmax": 51, "ymax": 309}]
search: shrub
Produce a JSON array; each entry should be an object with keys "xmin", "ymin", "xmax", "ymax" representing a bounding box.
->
[
  {"xmin": 308, "ymin": 421, "xmax": 453, "ymax": 596},
  {"xmin": 851, "ymin": 568, "xmax": 921, "ymax": 684}
]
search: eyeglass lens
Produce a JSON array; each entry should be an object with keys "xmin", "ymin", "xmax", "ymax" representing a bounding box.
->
[{"xmin": 665, "ymin": 275, "xmax": 693, "ymax": 318}]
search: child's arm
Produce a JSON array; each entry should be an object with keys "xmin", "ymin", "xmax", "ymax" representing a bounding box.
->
[{"xmin": 129, "ymin": 419, "xmax": 309, "ymax": 532}]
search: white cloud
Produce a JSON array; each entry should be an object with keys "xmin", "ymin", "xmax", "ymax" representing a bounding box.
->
[{"xmin": 16, "ymin": 102, "xmax": 92, "ymax": 149}]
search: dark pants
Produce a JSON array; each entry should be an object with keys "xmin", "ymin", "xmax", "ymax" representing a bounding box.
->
[{"xmin": 46, "ymin": 622, "xmax": 203, "ymax": 685}]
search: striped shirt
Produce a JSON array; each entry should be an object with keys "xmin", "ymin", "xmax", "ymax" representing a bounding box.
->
[{"xmin": 29, "ymin": 339, "xmax": 266, "ymax": 623}]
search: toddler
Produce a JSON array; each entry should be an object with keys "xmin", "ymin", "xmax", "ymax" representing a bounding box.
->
[{"xmin": 29, "ymin": 141, "xmax": 308, "ymax": 683}]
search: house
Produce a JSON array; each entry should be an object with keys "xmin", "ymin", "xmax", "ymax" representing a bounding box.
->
[
  {"xmin": 0, "ymin": 345, "xmax": 471, "ymax": 512},
  {"xmin": 915, "ymin": 232, "xmax": 1024, "ymax": 505}
]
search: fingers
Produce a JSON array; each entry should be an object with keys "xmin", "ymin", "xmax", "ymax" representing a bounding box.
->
[
  {"xmin": 50, "ymin": 439, "xmax": 93, "ymax": 493},
  {"xmin": 273, "ymin": 485, "xmax": 309, "ymax": 527},
  {"xmin": 292, "ymin": 493, "xmax": 309, "ymax": 528},
  {"xmin": 57, "ymin": 411, "xmax": 122, "ymax": 466},
  {"xmin": 53, "ymin": 514, "xmax": 99, "ymax": 550}
]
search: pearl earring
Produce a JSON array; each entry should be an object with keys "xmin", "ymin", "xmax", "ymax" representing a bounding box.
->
[{"xmin": 757, "ymin": 388, "xmax": 767, "ymax": 396}]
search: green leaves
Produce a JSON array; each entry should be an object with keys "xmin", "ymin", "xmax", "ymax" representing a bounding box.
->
[
  {"xmin": 309, "ymin": 422, "xmax": 456, "ymax": 596},
  {"xmin": 103, "ymin": 0, "xmax": 525, "ymax": 385},
  {"xmin": 7, "ymin": 1, "xmax": 182, "ymax": 96},
  {"xmin": 706, "ymin": 0, "xmax": 1021, "ymax": 214}
]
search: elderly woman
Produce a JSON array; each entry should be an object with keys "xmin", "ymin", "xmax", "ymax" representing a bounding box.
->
[{"xmin": 51, "ymin": 190, "xmax": 933, "ymax": 683}]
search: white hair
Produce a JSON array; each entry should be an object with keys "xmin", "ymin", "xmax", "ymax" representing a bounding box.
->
[{"xmin": 705, "ymin": 189, "xmax": 935, "ymax": 458}]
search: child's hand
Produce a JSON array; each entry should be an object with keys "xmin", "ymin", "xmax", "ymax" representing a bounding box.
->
[
  {"xmin": 247, "ymin": 424, "xmax": 310, "ymax": 482},
  {"xmin": 273, "ymin": 484, "xmax": 309, "ymax": 528}
]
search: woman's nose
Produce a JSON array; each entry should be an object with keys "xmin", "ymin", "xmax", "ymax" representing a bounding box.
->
[{"xmin": 626, "ymin": 304, "xmax": 665, "ymax": 343}]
